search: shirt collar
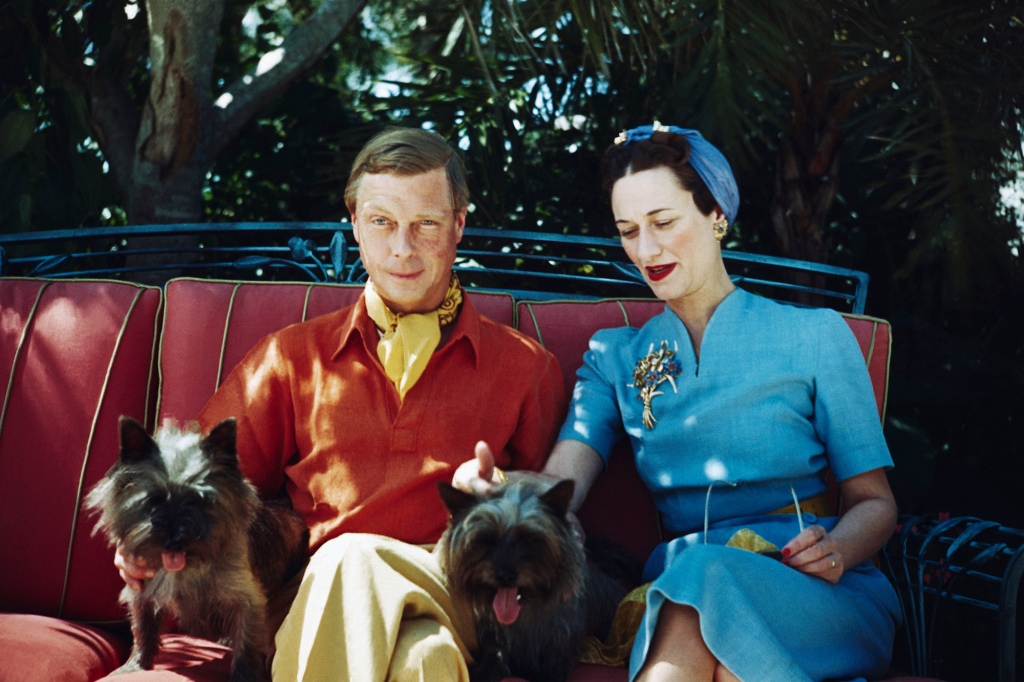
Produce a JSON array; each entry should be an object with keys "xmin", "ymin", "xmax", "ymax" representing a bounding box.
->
[{"xmin": 334, "ymin": 287, "xmax": 483, "ymax": 368}]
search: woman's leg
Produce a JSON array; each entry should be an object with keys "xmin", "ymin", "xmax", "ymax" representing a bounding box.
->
[{"xmin": 635, "ymin": 603, "xmax": 714, "ymax": 681}]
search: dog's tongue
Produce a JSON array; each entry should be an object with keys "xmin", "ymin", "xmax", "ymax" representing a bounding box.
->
[
  {"xmin": 493, "ymin": 587, "xmax": 521, "ymax": 625},
  {"xmin": 162, "ymin": 551, "xmax": 186, "ymax": 572}
]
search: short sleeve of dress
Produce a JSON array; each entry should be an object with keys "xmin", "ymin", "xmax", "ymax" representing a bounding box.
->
[
  {"xmin": 557, "ymin": 328, "xmax": 627, "ymax": 464},
  {"xmin": 813, "ymin": 311, "xmax": 894, "ymax": 481}
]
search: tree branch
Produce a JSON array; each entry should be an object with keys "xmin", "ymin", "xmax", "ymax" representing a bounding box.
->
[
  {"xmin": 89, "ymin": 18, "xmax": 146, "ymax": 199},
  {"xmin": 209, "ymin": 0, "xmax": 366, "ymax": 157}
]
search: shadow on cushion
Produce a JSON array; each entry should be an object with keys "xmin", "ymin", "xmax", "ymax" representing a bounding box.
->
[{"xmin": 0, "ymin": 613, "xmax": 128, "ymax": 682}]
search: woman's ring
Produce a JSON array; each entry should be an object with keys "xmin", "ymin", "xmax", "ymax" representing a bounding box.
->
[{"xmin": 828, "ymin": 553, "xmax": 836, "ymax": 568}]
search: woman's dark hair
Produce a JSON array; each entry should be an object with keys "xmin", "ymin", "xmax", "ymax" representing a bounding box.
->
[{"xmin": 601, "ymin": 131, "xmax": 717, "ymax": 216}]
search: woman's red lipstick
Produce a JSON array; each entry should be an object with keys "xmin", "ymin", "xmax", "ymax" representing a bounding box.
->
[{"xmin": 646, "ymin": 264, "xmax": 676, "ymax": 282}]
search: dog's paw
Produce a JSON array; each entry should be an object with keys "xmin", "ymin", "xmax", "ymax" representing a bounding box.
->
[{"xmin": 111, "ymin": 660, "xmax": 147, "ymax": 675}]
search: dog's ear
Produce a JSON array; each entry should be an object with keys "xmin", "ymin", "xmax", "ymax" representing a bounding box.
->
[
  {"xmin": 539, "ymin": 479, "xmax": 576, "ymax": 517},
  {"xmin": 201, "ymin": 418, "xmax": 239, "ymax": 469},
  {"xmin": 436, "ymin": 482, "xmax": 479, "ymax": 516},
  {"xmin": 118, "ymin": 416, "xmax": 161, "ymax": 465}
]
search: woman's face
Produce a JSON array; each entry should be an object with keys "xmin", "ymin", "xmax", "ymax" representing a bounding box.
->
[{"xmin": 611, "ymin": 166, "xmax": 725, "ymax": 307}]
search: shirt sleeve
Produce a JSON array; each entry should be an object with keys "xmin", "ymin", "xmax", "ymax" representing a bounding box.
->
[
  {"xmin": 557, "ymin": 328, "xmax": 627, "ymax": 464},
  {"xmin": 813, "ymin": 310, "xmax": 894, "ymax": 482},
  {"xmin": 198, "ymin": 333, "xmax": 298, "ymax": 497}
]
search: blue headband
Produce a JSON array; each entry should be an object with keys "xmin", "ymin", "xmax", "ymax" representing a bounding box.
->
[{"xmin": 614, "ymin": 123, "xmax": 739, "ymax": 223}]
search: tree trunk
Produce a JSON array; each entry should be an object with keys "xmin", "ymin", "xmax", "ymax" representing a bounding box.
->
[
  {"xmin": 769, "ymin": 67, "xmax": 847, "ymax": 306},
  {"xmin": 83, "ymin": 0, "xmax": 367, "ymax": 225},
  {"xmin": 78, "ymin": 0, "xmax": 367, "ymax": 281},
  {"xmin": 126, "ymin": 0, "xmax": 223, "ymax": 224}
]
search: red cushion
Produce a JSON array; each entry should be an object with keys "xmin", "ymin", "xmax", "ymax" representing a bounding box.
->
[
  {"xmin": 842, "ymin": 314, "xmax": 891, "ymax": 419},
  {"xmin": 0, "ymin": 613, "xmax": 128, "ymax": 681},
  {"xmin": 516, "ymin": 299, "xmax": 665, "ymax": 395},
  {"xmin": 158, "ymin": 279, "xmax": 514, "ymax": 423},
  {"xmin": 94, "ymin": 635, "xmax": 234, "ymax": 681},
  {"xmin": 516, "ymin": 299, "xmax": 668, "ymax": 565},
  {"xmin": 0, "ymin": 279, "xmax": 162, "ymax": 621}
]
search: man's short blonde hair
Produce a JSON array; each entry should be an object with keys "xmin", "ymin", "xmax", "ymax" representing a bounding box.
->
[{"xmin": 344, "ymin": 127, "xmax": 469, "ymax": 215}]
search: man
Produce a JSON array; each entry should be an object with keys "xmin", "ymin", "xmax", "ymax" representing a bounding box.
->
[{"xmin": 113, "ymin": 127, "xmax": 566, "ymax": 681}]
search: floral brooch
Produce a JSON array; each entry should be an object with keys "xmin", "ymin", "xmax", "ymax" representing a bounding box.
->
[{"xmin": 632, "ymin": 340, "xmax": 682, "ymax": 429}]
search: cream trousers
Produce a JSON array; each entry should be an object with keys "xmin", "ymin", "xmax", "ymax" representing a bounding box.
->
[{"xmin": 272, "ymin": 533, "xmax": 474, "ymax": 682}]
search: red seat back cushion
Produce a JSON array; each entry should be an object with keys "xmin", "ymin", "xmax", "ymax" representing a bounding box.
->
[
  {"xmin": 517, "ymin": 300, "xmax": 667, "ymax": 563},
  {"xmin": 158, "ymin": 279, "xmax": 514, "ymax": 423},
  {"xmin": 842, "ymin": 315, "xmax": 891, "ymax": 420},
  {"xmin": 0, "ymin": 279, "xmax": 162, "ymax": 621}
]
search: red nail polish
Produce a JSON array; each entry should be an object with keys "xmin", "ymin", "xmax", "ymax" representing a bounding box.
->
[{"xmin": 782, "ymin": 547, "xmax": 791, "ymax": 558}]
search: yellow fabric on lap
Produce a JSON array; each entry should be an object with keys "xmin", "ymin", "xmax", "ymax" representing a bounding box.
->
[
  {"xmin": 579, "ymin": 583, "xmax": 650, "ymax": 666},
  {"xmin": 724, "ymin": 527, "xmax": 778, "ymax": 553}
]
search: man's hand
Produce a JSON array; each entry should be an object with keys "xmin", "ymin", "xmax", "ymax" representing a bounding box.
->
[
  {"xmin": 451, "ymin": 441, "xmax": 586, "ymax": 548},
  {"xmin": 115, "ymin": 545, "xmax": 155, "ymax": 591},
  {"xmin": 451, "ymin": 441, "xmax": 503, "ymax": 494},
  {"xmin": 114, "ymin": 545, "xmax": 188, "ymax": 590}
]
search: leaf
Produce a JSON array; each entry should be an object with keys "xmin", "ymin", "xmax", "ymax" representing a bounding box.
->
[
  {"xmin": 288, "ymin": 236, "xmax": 315, "ymax": 260},
  {"xmin": 329, "ymin": 230, "xmax": 347, "ymax": 281},
  {"xmin": 0, "ymin": 110, "xmax": 36, "ymax": 162},
  {"xmin": 234, "ymin": 256, "xmax": 272, "ymax": 269},
  {"xmin": 30, "ymin": 255, "xmax": 69, "ymax": 276}
]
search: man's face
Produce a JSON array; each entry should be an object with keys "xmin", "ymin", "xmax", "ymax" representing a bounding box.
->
[{"xmin": 352, "ymin": 167, "xmax": 467, "ymax": 314}]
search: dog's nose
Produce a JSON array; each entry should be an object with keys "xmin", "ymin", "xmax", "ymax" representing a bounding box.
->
[{"xmin": 494, "ymin": 566, "xmax": 518, "ymax": 586}]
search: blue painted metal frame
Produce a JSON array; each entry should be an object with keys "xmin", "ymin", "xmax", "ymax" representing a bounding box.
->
[
  {"xmin": 880, "ymin": 514, "xmax": 1024, "ymax": 681},
  {"xmin": 0, "ymin": 222, "xmax": 868, "ymax": 313}
]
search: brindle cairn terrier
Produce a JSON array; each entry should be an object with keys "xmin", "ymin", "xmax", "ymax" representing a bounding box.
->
[
  {"xmin": 436, "ymin": 477, "xmax": 634, "ymax": 682},
  {"xmin": 86, "ymin": 417, "xmax": 308, "ymax": 682}
]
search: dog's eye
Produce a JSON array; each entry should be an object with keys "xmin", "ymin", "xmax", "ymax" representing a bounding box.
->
[
  {"xmin": 468, "ymin": 530, "xmax": 499, "ymax": 548},
  {"xmin": 509, "ymin": 529, "xmax": 545, "ymax": 553}
]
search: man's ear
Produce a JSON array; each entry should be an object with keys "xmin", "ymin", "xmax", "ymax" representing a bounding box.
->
[
  {"xmin": 350, "ymin": 215, "xmax": 362, "ymax": 244},
  {"xmin": 453, "ymin": 208, "xmax": 467, "ymax": 243}
]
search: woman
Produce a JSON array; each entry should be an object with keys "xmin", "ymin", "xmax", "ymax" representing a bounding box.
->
[{"xmin": 535, "ymin": 124, "xmax": 901, "ymax": 682}]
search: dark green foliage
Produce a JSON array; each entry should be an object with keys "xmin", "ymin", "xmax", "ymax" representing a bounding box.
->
[{"xmin": 1, "ymin": 0, "xmax": 1023, "ymax": 527}]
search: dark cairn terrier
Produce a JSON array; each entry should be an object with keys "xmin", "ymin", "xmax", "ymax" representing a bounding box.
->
[
  {"xmin": 85, "ymin": 417, "xmax": 308, "ymax": 682},
  {"xmin": 436, "ymin": 478, "xmax": 630, "ymax": 682}
]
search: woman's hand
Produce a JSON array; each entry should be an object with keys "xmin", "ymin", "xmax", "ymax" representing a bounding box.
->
[
  {"xmin": 781, "ymin": 525, "xmax": 844, "ymax": 584},
  {"xmin": 780, "ymin": 468, "xmax": 898, "ymax": 585}
]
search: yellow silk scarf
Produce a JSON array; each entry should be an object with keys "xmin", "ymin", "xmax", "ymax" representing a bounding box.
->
[{"xmin": 364, "ymin": 274, "xmax": 463, "ymax": 400}]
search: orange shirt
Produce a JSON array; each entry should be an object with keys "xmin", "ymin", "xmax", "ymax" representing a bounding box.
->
[{"xmin": 199, "ymin": 294, "xmax": 566, "ymax": 551}]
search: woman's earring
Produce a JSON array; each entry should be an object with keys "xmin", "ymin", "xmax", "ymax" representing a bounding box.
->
[{"xmin": 713, "ymin": 218, "xmax": 729, "ymax": 241}]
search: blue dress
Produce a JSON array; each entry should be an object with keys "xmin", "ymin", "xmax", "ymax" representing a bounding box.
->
[{"xmin": 559, "ymin": 288, "xmax": 901, "ymax": 682}]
